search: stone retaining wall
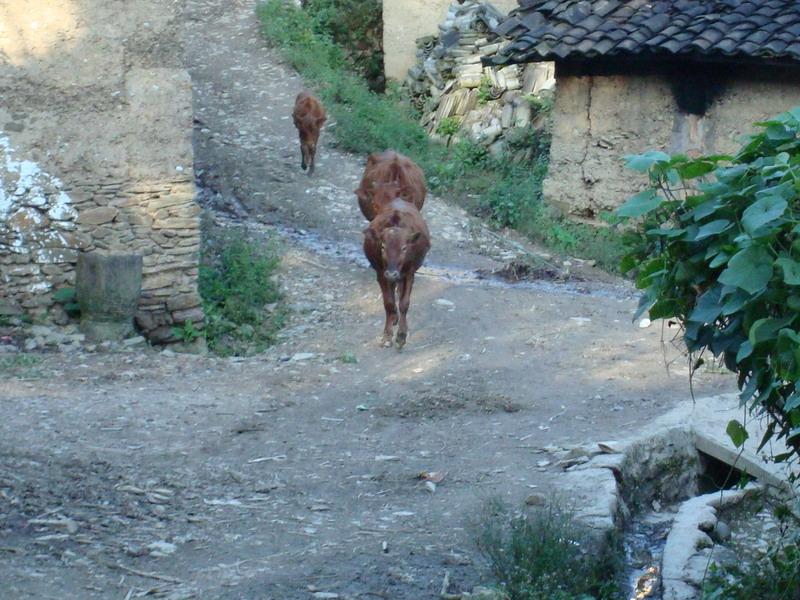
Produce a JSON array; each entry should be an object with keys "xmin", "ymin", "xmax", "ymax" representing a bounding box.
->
[{"xmin": 0, "ymin": 1, "xmax": 203, "ymax": 342}]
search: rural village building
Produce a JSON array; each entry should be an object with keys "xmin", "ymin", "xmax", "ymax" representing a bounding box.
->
[
  {"xmin": 0, "ymin": 0, "xmax": 203, "ymax": 342},
  {"xmin": 487, "ymin": 0, "xmax": 800, "ymax": 221}
]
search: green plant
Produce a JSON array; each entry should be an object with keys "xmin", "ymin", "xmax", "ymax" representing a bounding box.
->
[
  {"xmin": 0, "ymin": 353, "xmax": 43, "ymax": 379},
  {"xmin": 436, "ymin": 116, "xmax": 462, "ymax": 143},
  {"xmin": 52, "ymin": 287, "xmax": 80, "ymax": 317},
  {"xmin": 172, "ymin": 320, "xmax": 202, "ymax": 344},
  {"xmin": 616, "ymin": 107, "xmax": 800, "ymax": 470},
  {"xmin": 303, "ymin": 0, "xmax": 384, "ymax": 91},
  {"xmin": 525, "ymin": 94, "xmax": 554, "ymax": 117},
  {"xmin": 477, "ymin": 76, "xmax": 494, "ymax": 105},
  {"xmin": 199, "ymin": 229, "xmax": 286, "ymax": 356},
  {"xmin": 473, "ymin": 498, "xmax": 622, "ymax": 600},
  {"xmin": 338, "ymin": 352, "xmax": 358, "ymax": 364}
]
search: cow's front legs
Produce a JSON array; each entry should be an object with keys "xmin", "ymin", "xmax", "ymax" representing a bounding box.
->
[
  {"xmin": 307, "ymin": 151, "xmax": 315, "ymax": 176},
  {"xmin": 378, "ymin": 274, "xmax": 397, "ymax": 347},
  {"xmin": 395, "ymin": 274, "xmax": 415, "ymax": 349}
]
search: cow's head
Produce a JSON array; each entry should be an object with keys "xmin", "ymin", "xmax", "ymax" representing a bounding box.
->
[{"xmin": 365, "ymin": 213, "xmax": 423, "ymax": 283}]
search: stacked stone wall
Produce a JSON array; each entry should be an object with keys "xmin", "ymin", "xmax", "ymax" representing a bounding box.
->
[{"xmin": 0, "ymin": 1, "xmax": 203, "ymax": 342}]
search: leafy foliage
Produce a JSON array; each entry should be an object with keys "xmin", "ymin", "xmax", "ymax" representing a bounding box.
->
[
  {"xmin": 702, "ymin": 499, "xmax": 800, "ymax": 600},
  {"xmin": 303, "ymin": 0, "xmax": 384, "ymax": 91},
  {"xmin": 477, "ymin": 76, "xmax": 494, "ymax": 105},
  {"xmin": 436, "ymin": 116, "xmax": 462, "ymax": 138},
  {"xmin": 473, "ymin": 499, "xmax": 622, "ymax": 600},
  {"xmin": 199, "ymin": 229, "xmax": 286, "ymax": 356},
  {"xmin": 258, "ymin": 0, "xmax": 626, "ymax": 271},
  {"xmin": 616, "ymin": 107, "xmax": 800, "ymax": 469},
  {"xmin": 52, "ymin": 287, "xmax": 80, "ymax": 317}
]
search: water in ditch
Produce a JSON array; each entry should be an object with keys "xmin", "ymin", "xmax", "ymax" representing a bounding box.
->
[{"xmin": 623, "ymin": 508, "xmax": 676, "ymax": 600}]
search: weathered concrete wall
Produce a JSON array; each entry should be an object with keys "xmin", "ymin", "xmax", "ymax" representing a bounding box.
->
[
  {"xmin": 383, "ymin": 0, "xmax": 518, "ymax": 80},
  {"xmin": 545, "ymin": 72, "xmax": 800, "ymax": 219},
  {"xmin": 0, "ymin": 0, "xmax": 203, "ymax": 342}
]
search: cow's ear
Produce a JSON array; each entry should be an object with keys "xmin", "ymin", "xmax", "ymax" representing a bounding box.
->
[
  {"xmin": 407, "ymin": 231, "xmax": 422, "ymax": 244},
  {"xmin": 317, "ymin": 116, "xmax": 327, "ymax": 127}
]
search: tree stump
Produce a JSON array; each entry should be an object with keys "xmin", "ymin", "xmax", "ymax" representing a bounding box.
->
[{"xmin": 76, "ymin": 251, "xmax": 143, "ymax": 342}]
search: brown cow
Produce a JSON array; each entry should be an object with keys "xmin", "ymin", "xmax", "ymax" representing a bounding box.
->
[
  {"xmin": 292, "ymin": 91, "xmax": 326, "ymax": 176},
  {"xmin": 355, "ymin": 150, "xmax": 427, "ymax": 221},
  {"xmin": 363, "ymin": 198, "xmax": 431, "ymax": 348}
]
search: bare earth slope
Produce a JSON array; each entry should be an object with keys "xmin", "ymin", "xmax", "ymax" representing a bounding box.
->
[{"xmin": 0, "ymin": 1, "xmax": 734, "ymax": 598}]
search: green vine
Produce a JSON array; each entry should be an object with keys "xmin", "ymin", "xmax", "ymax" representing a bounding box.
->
[{"xmin": 616, "ymin": 107, "xmax": 800, "ymax": 474}]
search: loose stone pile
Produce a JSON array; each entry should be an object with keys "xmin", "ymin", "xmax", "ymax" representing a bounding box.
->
[{"xmin": 405, "ymin": 0, "xmax": 555, "ymax": 158}]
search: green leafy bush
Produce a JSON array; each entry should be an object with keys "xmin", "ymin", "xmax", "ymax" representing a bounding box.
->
[
  {"xmin": 477, "ymin": 76, "xmax": 494, "ymax": 105},
  {"xmin": 436, "ymin": 116, "xmax": 462, "ymax": 140},
  {"xmin": 616, "ymin": 107, "xmax": 800, "ymax": 468},
  {"xmin": 303, "ymin": 0, "xmax": 384, "ymax": 90},
  {"xmin": 199, "ymin": 229, "xmax": 286, "ymax": 356},
  {"xmin": 473, "ymin": 499, "xmax": 622, "ymax": 600}
]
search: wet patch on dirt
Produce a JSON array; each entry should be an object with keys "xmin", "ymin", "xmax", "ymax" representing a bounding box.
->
[
  {"xmin": 478, "ymin": 260, "xmax": 585, "ymax": 285},
  {"xmin": 376, "ymin": 386, "xmax": 521, "ymax": 419}
]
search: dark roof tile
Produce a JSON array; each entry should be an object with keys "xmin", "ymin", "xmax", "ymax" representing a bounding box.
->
[{"xmin": 489, "ymin": 0, "xmax": 800, "ymax": 65}]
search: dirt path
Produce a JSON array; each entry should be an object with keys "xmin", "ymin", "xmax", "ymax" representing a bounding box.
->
[{"xmin": 0, "ymin": 2, "xmax": 736, "ymax": 599}]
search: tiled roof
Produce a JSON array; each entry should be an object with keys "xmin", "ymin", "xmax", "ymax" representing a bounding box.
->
[{"xmin": 487, "ymin": 0, "xmax": 800, "ymax": 66}]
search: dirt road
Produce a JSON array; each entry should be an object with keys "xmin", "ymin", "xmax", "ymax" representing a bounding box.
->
[{"xmin": 0, "ymin": 1, "xmax": 735, "ymax": 598}]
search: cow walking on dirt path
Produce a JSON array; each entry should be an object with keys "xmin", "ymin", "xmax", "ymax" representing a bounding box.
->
[
  {"xmin": 363, "ymin": 193, "xmax": 430, "ymax": 348},
  {"xmin": 292, "ymin": 91, "xmax": 326, "ymax": 175}
]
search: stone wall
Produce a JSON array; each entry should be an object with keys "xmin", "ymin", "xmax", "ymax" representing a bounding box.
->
[
  {"xmin": 545, "ymin": 69, "xmax": 800, "ymax": 220},
  {"xmin": 383, "ymin": 0, "xmax": 518, "ymax": 81},
  {"xmin": 0, "ymin": 0, "xmax": 203, "ymax": 342}
]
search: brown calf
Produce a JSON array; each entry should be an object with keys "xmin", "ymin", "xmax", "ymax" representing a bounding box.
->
[
  {"xmin": 363, "ymin": 198, "xmax": 431, "ymax": 348},
  {"xmin": 292, "ymin": 91, "xmax": 326, "ymax": 176},
  {"xmin": 355, "ymin": 150, "xmax": 427, "ymax": 221}
]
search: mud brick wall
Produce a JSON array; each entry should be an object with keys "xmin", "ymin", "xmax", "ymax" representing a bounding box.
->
[
  {"xmin": 0, "ymin": 1, "xmax": 203, "ymax": 342},
  {"xmin": 545, "ymin": 70, "xmax": 800, "ymax": 221}
]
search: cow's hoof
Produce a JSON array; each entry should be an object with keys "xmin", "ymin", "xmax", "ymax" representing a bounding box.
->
[
  {"xmin": 395, "ymin": 332, "xmax": 407, "ymax": 349},
  {"xmin": 381, "ymin": 335, "xmax": 393, "ymax": 348}
]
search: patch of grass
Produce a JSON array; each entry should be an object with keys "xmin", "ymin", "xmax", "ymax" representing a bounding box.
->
[
  {"xmin": 199, "ymin": 227, "xmax": 287, "ymax": 356},
  {"xmin": 338, "ymin": 352, "xmax": 358, "ymax": 364},
  {"xmin": 0, "ymin": 353, "xmax": 43, "ymax": 379},
  {"xmin": 0, "ymin": 353, "xmax": 41, "ymax": 370},
  {"xmin": 473, "ymin": 498, "xmax": 623, "ymax": 600},
  {"xmin": 257, "ymin": 0, "xmax": 627, "ymax": 272}
]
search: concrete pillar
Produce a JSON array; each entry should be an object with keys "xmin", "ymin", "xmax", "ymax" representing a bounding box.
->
[{"xmin": 76, "ymin": 251, "xmax": 143, "ymax": 341}]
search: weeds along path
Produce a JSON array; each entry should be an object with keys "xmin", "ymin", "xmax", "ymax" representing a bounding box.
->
[{"xmin": 0, "ymin": 1, "xmax": 736, "ymax": 599}]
